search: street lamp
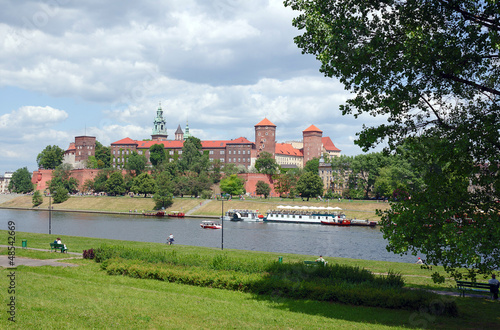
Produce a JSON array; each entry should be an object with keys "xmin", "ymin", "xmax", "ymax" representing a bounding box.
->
[
  {"xmin": 46, "ymin": 190, "xmax": 52, "ymax": 234},
  {"xmin": 221, "ymin": 195, "xmax": 224, "ymax": 250}
]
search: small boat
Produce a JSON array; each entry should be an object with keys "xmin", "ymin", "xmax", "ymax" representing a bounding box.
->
[
  {"xmin": 168, "ymin": 211, "xmax": 185, "ymax": 218},
  {"xmin": 350, "ymin": 219, "xmax": 377, "ymax": 227},
  {"xmin": 200, "ymin": 221, "xmax": 222, "ymax": 229},
  {"xmin": 222, "ymin": 209, "xmax": 262, "ymax": 221},
  {"xmin": 143, "ymin": 211, "xmax": 165, "ymax": 217}
]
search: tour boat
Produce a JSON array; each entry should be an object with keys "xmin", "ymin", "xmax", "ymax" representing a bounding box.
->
[
  {"xmin": 222, "ymin": 209, "xmax": 262, "ymax": 221},
  {"xmin": 143, "ymin": 211, "xmax": 165, "ymax": 217},
  {"xmin": 263, "ymin": 205, "xmax": 342, "ymax": 224},
  {"xmin": 168, "ymin": 211, "xmax": 185, "ymax": 218},
  {"xmin": 200, "ymin": 221, "xmax": 222, "ymax": 229}
]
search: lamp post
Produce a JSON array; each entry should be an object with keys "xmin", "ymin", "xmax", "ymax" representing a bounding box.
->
[
  {"xmin": 47, "ymin": 191, "xmax": 52, "ymax": 234},
  {"xmin": 221, "ymin": 195, "xmax": 224, "ymax": 250}
]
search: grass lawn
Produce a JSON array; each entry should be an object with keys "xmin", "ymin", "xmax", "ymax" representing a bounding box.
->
[{"xmin": 1, "ymin": 231, "xmax": 499, "ymax": 328}]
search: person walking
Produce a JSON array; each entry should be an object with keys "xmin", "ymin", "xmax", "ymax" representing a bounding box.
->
[{"xmin": 489, "ymin": 274, "xmax": 499, "ymax": 300}]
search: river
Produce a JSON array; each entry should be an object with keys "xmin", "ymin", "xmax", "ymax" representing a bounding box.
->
[{"xmin": 0, "ymin": 209, "xmax": 417, "ymax": 263}]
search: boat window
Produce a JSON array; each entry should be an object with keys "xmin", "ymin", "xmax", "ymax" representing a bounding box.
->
[{"xmin": 299, "ymin": 216, "xmax": 302, "ymax": 219}]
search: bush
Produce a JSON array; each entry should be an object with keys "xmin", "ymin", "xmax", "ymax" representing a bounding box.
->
[{"xmin": 83, "ymin": 248, "xmax": 95, "ymax": 259}]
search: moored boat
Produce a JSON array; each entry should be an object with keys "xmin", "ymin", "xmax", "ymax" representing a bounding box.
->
[
  {"xmin": 200, "ymin": 221, "xmax": 222, "ymax": 229},
  {"xmin": 168, "ymin": 211, "xmax": 185, "ymax": 218},
  {"xmin": 264, "ymin": 205, "xmax": 340, "ymax": 224},
  {"xmin": 350, "ymin": 219, "xmax": 377, "ymax": 227},
  {"xmin": 222, "ymin": 209, "xmax": 262, "ymax": 221},
  {"xmin": 143, "ymin": 211, "xmax": 165, "ymax": 217}
]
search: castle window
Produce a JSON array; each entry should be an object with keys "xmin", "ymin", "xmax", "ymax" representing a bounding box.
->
[
  {"xmin": 229, "ymin": 150, "xmax": 232, "ymax": 154},
  {"xmin": 221, "ymin": 150, "xmax": 225, "ymax": 155},
  {"xmin": 209, "ymin": 150, "xmax": 214, "ymax": 155},
  {"xmin": 238, "ymin": 150, "xmax": 241, "ymax": 154}
]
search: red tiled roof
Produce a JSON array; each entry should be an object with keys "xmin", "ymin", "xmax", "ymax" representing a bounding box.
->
[
  {"xmin": 137, "ymin": 140, "xmax": 184, "ymax": 149},
  {"xmin": 322, "ymin": 137, "xmax": 341, "ymax": 152},
  {"xmin": 275, "ymin": 143, "xmax": 303, "ymax": 157},
  {"xmin": 255, "ymin": 118, "xmax": 276, "ymax": 127},
  {"xmin": 66, "ymin": 142, "xmax": 75, "ymax": 152},
  {"xmin": 202, "ymin": 140, "xmax": 228, "ymax": 148},
  {"xmin": 303, "ymin": 125, "xmax": 322, "ymax": 133},
  {"xmin": 227, "ymin": 137, "xmax": 253, "ymax": 144},
  {"xmin": 111, "ymin": 137, "xmax": 138, "ymax": 145}
]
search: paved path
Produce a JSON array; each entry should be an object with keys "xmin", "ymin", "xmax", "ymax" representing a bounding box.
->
[
  {"xmin": 186, "ymin": 199, "xmax": 213, "ymax": 215},
  {"xmin": 0, "ymin": 255, "xmax": 80, "ymax": 268}
]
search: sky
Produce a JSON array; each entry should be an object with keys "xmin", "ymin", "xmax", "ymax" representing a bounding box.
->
[{"xmin": 0, "ymin": 0, "xmax": 386, "ymax": 175}]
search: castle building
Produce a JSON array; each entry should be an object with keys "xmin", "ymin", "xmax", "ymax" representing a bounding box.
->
[
  {"xmin": 109, "ymin": 105, "xmax": 341, "ymax": 170},
  {"xmin": 63, "ymin": 136, "xmax": 96, "ymax": 169}
]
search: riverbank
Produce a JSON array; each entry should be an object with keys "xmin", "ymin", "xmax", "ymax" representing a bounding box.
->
[
  {"xmin": 0, "ymin": 231, "xmax": 498, "ymax": 328},
  {"xmin": 0, "ymin": 195, "xmax": 387, "ymax": 221}
]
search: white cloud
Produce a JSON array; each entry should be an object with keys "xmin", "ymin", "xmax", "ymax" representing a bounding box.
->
[{"xmin": 0, "ymin": 106, "xmax": 68, "ymax": 131}]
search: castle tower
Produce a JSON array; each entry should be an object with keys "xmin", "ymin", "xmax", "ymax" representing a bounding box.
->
[
  {"xmin": 254, "ymin": 118, "xmax": 276, "ymax": 158},
  {"xmin": 151, "ymin": 102, "xmax": 168, "ymax": 141},
  {"xmin": 302, "ymin": 125, "xmax": 323, "ymax": 167},
  {"xmin": 175, "ymin": 124, "xmax": 184, "ymax": 141}
]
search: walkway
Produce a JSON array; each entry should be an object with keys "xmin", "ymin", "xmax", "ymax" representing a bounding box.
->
[
  {"xmin": 186, "ymin": 199, "xmax": 213, "ymax": 216},
  {"xmin": 0, "ymin": 245, "xmax": 82, "ymax": 268}
]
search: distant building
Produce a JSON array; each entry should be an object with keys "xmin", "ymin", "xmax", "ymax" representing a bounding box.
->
[
  {"xmin": 0, "ymin": 172, "xmax": 13, "ymax": 193},
  {"xmin": 63, "ymin": 136, "xmax": 96, "ymax": 169},
  {"xmin": 109, "ymin": 105, "xmax": 341, "ymax": 170}
]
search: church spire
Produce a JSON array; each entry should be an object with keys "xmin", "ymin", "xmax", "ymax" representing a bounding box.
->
[
  {"xmin": 152, "ymin": 101, "xmax": 168, "ymax": 141},
  {"xmin": 184, "ymin": 120, "xmax": 191, "ymax": 140}
]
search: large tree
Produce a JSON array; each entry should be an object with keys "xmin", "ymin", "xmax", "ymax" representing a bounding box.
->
[
  {"xmin": 220, "ymin": 174, "xmax": 245, "ymax": 197},
  {"xmin": 106, "ymin": 172, "xmax": 126, "ymax": 196},
  {"xmin": 255, "ymin": 180, "xmax": 271, "ymax": 198},
  {"xmin": 131, "ymin": 173, "xmax": 156, "ymax": 197},
  {"xmin": 126, "ymin": 151, "xmax": 147, "ymax": 175},
  {"xmin": 153, "ymin": 171, "xmax": 174, "ymax": 210},
  {"xmin": 48, "ymin": 164, "xmax": 79, "ymax": 194},
  {"xmin": 179, "ymin": 136, "xmax": 206, "ymax": 173},
  {"xmin": 296, "ymin": 172, "xmax": 323, "ymax": 201},
  {"xmin": 8, "ymin": 167, "xmax": 33, "ymax": 193},
  {"xmin": 36, "ymin": 145, "xmax": 64, "ymax": 169},
  {"xmin": 285, "ymin": 0, "xmax": 500, "ymax": 278},
  {"xmin": 149, "ymin": 144, "xmax": 166, "ymax": 167},
  {"xmin": 254, "ymin": 151, "xmax": 279, "ymax": 175}
]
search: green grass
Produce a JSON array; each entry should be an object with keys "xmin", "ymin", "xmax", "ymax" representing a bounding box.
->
[{"xmin": 1, "ymin": 231, "xmax": 500, "ymax": 328}]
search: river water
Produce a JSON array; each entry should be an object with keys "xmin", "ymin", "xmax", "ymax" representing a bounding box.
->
[{"xmin": 0, "ymin": 209, "xmax": 416, "ymax": 263}]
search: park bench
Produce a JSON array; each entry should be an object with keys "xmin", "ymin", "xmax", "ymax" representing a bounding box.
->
[
  {"xmin": 50, "ymin": 243, "xmax": 68, "ymax": 253},
  {"xmin": 456, "ymin": 280, "xmax": 495, "ymax": 298},
  {"xmin": 304, "ymin": 260, "xmax": 327, "ymax": 266}
]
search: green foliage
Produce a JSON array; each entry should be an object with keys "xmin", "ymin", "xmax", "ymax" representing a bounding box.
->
[
  {"xmin": 126, "ymin": 151, "xmax": 147, "ymax": 175},
  {"xmin": 93, "ymin": 245, "xmax": 457, "ymax": 316},
  {"xmin": 131, "ymin": 173, "xmax": 156, "ymax": 197},
  {"xmin": 255, "ymin": 180, "xmax": 271, "ymax": 198},
  {"xmin": 272, "ymin": 169, "xmax": 301, "ymax": 198},
  {"xmin": 285, "ymin": 0, "xmax": 500, "ymax": 278},
  {"xmin": 254, "ymin": 151, "xmax": 279, "ymax": 174},
  {"xmin": 106, "ymin": 172, "xmax": 126, "ymax": 196},
  {"xmin": 53, "ymin": 186, "xmax": 69, "ymax": 203},
  {"xmin": 179, "ymin": 136, "xmax": 206, "ymax": 173},
  {"xmin": 32, "ymin": 190, "xmax": 43, "ymax": 207},
  {"xmin": 304, "ymin": 158, "xmax": 319, "ymax": 173},
  {"xmin": 296, "ymin": 172, "xmax": 323, "ymax": 201},
  {"xmin": 48, "ymin": 164, "xmax": 79, "ymax": 194},
  {"xmin": 8, "ymin": 167, "xmax": 33, "ymax": 193},
  {"xmin": 220, "ymin": 174, "xmax": 245, "ymax": 197},
  {"xmin": 36, "ymin": 145, "xmax": 64, "ymax": 169},
  {"xmin": 149, "ymin": 144, "xmax": 166, "ymax": 166},
  {"xmin": 95, "ymin": 141, "xmax": 111, "ymax": 168},
  {"xmin": 153, "ymin": 171, "xmax": 174, "ymax": 210}
]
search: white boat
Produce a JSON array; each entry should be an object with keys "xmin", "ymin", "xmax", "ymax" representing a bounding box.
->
[
  {"xmin": 264, "ymin": 205, "xmax": 346, "ymax": 225},
  {"xmin": 200, "ymin": 221, "xmax": 222, "ymax": 229},
  {"xmin": 222, "ymin": 209, "xmax": 263, "ymax": 221}
]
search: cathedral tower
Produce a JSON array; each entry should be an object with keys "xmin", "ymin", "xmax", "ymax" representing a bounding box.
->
[{"xmin": 151, "ymin": 102, "xmax": 168, "ymax": 141}]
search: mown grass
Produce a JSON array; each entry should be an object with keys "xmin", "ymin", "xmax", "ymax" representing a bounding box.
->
[{"xmin": 1, "ymin": 231, "xmax": 499, "ymax": 328}]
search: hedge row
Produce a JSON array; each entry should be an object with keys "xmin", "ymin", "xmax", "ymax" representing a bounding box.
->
[{"xmin": 101, "ymin": 258, "xmax": 458, "ymax": 316}]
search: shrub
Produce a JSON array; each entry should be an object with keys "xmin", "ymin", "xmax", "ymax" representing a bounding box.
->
[{"xmin": 82, "ymin": 248, "xmax": 95, "ymax": 259}]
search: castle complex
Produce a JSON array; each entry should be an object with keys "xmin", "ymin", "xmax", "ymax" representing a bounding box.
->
[{"xmin": 109, "ymin": 104, "xmax": 341, "ymax": 170}]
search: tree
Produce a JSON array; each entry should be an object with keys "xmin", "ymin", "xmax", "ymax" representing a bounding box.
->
[
  {"xmin": 32, "ymin": 190, "xmax": 43, "ymax": 207},
  {"xmin": 106, "ymin": 172, "xmax": 126, "ymax": 196},
  {"xmin": 255, "ymin": 180, "xmax": 271, "ymax": 198},
  {"xmin": 296, "ymin": 172, "xmax": 323, "ymax": 201},
  {"xmin": 131, "ymin": 173, "xmax": 156, "ymax": 197},
  {"xmin": 304, "ymin": 158, "xmax": 319, "ymax": 173},
  {"xmin": 149, "ymin": 144, "xmax": 166, "ymax": 167},
  {"xmin": 153, "ymin": 171, "xmax": 174, "ymax": 210},
  {"xmin": 285, "ymin": 0, "xmax": 500, "ymax": 278},
  {"xmin": 179, "ymin": 136, "xmax": 205, "ymax": 173},
  {"xmin": 95, "ymin": 141, "xmax": 111, "ymax": 168},
  {"xmin": 220, "ymin": 174, "xmax": 245, "ymax": 197},
  {"xmin": 255, "ymin": 151, "xmax": 279, "ymax": 175},
  {"xmin": 48, "ymin": 164, "xmax": 79, "ymax": 194},
  {"xmin": 36, "ymin": 145, "xmax": 64, "ymax": 169},
  {"xmin": 126, "ymin": 151, "xmax": 147, "ymax": 175},
  {"xmin": 330, "ymin": 155, "xmax": 353, "ymax": 198},
  {"xmin": 8, "ymin": 167, "xmax": 33, "ymax": 193},
  {"xmin": 272, "ymin": 169, "xmax": 301, "ymax": 198},
  {"xmin": 53, "ymin": 186, "xmax": 69, "ymax": 203}
]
